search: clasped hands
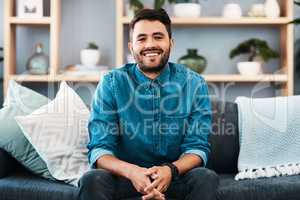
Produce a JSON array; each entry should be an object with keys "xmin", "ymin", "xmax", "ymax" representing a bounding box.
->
[{"xmin": 128, "ymin": 165, "xmax": 173, "ymax": 200}]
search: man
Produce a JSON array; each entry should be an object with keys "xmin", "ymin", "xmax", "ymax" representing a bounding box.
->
[{"xmin": 79, "ymin": 8, "xmax": 219, "ymax": 200}]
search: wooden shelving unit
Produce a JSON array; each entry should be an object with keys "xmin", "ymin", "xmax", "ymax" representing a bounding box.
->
[
  {"xmin": 116, "ymin": 0, "xmax": 294, "ymax": 96},
  {"xmin": 8, "ymin": 73, "xmax": 288, "ymax": 83},
  {"xmin": 120, "ymin": 16, "xmax": 292, "ymax": 25},
  {"xmin": 8, "ymin": 17, "xmax": 52, "ymax": 25},
  {"xmin": 9, "ymin": 74, "xmax": 102, "ymax": 82},
  {"xmin": 3, "ymin": 0, "xmax": 61, "ymax": 95},
  {"xmin": 2, "ymin": 0, "xmax": 294, "ymax": 97}
]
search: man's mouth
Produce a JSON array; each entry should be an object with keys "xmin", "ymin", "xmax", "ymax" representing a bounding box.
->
[{"xmin": 141, "ymin": 50, "xmax": 163, "ymax": 57}]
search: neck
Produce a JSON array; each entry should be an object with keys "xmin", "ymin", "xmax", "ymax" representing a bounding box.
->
[{"xmin": 137, "ymin": 66, "xmax": 162, "ymax": 80}]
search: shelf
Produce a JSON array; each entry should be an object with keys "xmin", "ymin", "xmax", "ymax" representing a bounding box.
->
[
  {"xmin": 9, "ymin": 17, "xmax": 52, "ymax": 25},
  {"xmin": 10, "ymin": 75, "xmax": 55, "ymax": 82},
  {"xmin": 9, "ymin": 74, "xmax": 288, "ymax": 83},
  {"xmin": 121, "ymin": 17, "xmax": 292, "ymax": 26},
  {"xmin": 202, "ymin": 74, "xmax": 288, "ymax": 82},
  {"xmin": 9, "ymin": 74, "xmax": 103, "ymax": 82}
]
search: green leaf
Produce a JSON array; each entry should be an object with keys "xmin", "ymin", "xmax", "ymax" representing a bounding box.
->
[
  {"xmin": 167, "ymin": 0, "xmax": 177, "ymax": 3},
  {"xmin": 290, "ymin": 18, "xmax": 300, "ymax": 25},
  {"xmin": 87, "ymin": 42, "xmax": 98, "ymax": 50},
  {"xmin": 154, "ymin": 0, "xmax": 165, "ymax": 10},
  {"xmin": 229, "ymin": 38, "xmax": 279, "ymax": 62},
  {"xmin": 129, "ymin": 0, "xmax": 144, "ymax": 10}
]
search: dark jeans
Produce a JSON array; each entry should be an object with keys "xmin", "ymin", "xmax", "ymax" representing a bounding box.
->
[{"xmin": 78, "ymin": 167, "xmax": 219, "ymax": 200}]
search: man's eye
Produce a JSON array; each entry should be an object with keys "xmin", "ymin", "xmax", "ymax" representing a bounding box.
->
[
  {"xmin": 155, "ymin": 36, "xmax": 163, "ymax": 40},
  {"xmin": 138, "ymin": 38, "xmax": 146, "ymax": 41}
]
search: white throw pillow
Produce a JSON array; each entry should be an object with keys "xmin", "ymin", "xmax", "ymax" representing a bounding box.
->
[{"xmin": 15, "ymin": 81, "xmax": 90, "ymax": 186}]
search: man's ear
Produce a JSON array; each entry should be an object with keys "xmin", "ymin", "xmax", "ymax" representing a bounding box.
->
[
  {"xmin": 170, "ymin": 38, "xmax": 174, "ymax": 50},
  {"xmin": 128, "ymin": 42, "xmax": 133, "ymax": 54}
]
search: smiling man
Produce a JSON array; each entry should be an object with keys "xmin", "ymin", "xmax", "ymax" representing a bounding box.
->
[{"xmin": 79, "ymin": 9, "xmax": 219, "ymax": 200}]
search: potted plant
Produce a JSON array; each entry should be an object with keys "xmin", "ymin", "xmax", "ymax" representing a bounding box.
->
[
  {"xmin": 127, "ymin": 0, "xmax": 175, "ymax": 16},
  {"xmin": 80, "ymin": 42, "xmax": 101, "ymax": 67},
  {"xmin": 0, "ymin": 47, "xmax": 3, "ymax": 63},
  {"xmin": 291, "ymin": 0, "xmax": 300, "ymax": 24},
  {"xmin": 127, "ymin": 0, "xmax": 144, "ymax": 16},
  {"xmin": 229, "ymin": 38, "xmax": 279, "ymax": 75},
  {"xmin": 173, "ymin": 0, "xmax": 201, "ymax": 17}
]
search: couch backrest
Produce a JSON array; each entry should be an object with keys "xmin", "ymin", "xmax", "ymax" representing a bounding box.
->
[
  {"xmin": 0, "ymin": 148, "xmax": 16, "ymax": 178},
  {"xmin": 206, "ymin": 100, "xmax": 239, "ymax": 174}
]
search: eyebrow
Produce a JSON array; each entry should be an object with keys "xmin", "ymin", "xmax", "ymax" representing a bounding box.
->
[
  {"xmin": 136, "ymin": 32, "xmax": 165, "ymax": 38},
  {"xmin": 153, "ymin": 32, "xmax": 165, "ymax": 36}
]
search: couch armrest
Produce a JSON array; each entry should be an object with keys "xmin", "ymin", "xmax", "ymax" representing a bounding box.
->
[{"xmin": 0, "ymin": 148, "xmax": 16, "ymax": 178}]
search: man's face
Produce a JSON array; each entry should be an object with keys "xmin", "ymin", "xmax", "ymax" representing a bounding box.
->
[{"xmin": 128, "ymin": 20, "xmax": 173, "ymax": 73}]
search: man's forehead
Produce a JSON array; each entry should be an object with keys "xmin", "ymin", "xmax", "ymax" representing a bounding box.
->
[{"xmin": 132, "ymin": 20, "xmax": 168, "ymax": 36}]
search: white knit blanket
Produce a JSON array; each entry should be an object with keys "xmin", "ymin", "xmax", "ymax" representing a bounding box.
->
[{"xmin": 235, "ymin": 96, "xmax": 300, "ymax": 180}]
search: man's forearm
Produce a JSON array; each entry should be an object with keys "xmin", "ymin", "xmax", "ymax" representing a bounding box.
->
[
  {"xmin": 172, "ymin": 154, "xmax": 202, "ymax": 175},
  {"xmin": 96, "ymin": 155, "xmax": 137, "ymax": 179}
]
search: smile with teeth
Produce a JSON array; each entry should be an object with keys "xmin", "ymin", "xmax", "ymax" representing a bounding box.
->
[
  {"xmin": 142, "ymin": 50, "xmax": 162, "ymax": 57},
  {"xmin": 144, "ymin": 52, "xmax": 160, "ymax": 57}
]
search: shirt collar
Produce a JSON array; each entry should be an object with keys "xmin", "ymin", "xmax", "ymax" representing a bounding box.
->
[{"xmin": 134, "ymin": 63, "xmax": 170, "ymax": 86}]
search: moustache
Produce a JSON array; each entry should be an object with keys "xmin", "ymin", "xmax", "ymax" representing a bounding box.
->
[{"xmin": 140, "ymin": 48, "xmax": 163, "ymax": 55}]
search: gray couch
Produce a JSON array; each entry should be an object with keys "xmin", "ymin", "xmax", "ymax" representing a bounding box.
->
[{"xmin": 1, "ymin": 100, "xmax": 300, "ymax": 200}]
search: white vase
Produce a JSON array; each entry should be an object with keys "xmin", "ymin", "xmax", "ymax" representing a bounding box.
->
[
  {"xmin": 237, "ymin": 62, "xmax": 262, "ymax": 75},
  {"xmin": 264, "ymin": 0, "xmax": 280, "ymax": 19},
  {"xmin": 173, "ymin": 3, "xmax": 201, "ymax": 17},
  {"xmin": 80, "ymin": 49, "xmax": 101, "ymax": 67},
  {"xmin": 223, "ymin": 3, "xmax": 242, "ymax": 18}
]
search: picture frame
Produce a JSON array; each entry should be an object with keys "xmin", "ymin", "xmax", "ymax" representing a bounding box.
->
[{"xmin": 17, "ymin": 0, "xmax": 43, "ymax": 18}]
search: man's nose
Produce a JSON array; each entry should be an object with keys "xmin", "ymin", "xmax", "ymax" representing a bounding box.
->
[{"xmin": 144, "ymin": 38, "xmax": 156, "ymax": 48}]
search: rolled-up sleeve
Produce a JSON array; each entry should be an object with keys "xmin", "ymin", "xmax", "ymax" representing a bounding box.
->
[
  {"xmin": 180, "ymin": 77, "xmax": 212, "ymax": 167},
  {"xmin": 87, "ymin": 73, "xmax": 119, "ymax": 168}
]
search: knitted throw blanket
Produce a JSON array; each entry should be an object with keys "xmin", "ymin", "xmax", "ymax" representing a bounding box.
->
[{"xmin": 235, "ymin": 96, "xmax": 300, "ymax": 180}]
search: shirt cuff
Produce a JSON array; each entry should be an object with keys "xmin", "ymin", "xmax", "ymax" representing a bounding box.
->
[
  {"xmin": 89, "ymin": 148, "xmax": 114, "ymax": 169},
  {"xmin": 180, "ymin": 149, "xmax": 208, "ymax": 167}
]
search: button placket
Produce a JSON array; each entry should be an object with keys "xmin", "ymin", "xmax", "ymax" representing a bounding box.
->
[{"xmin": 152, "ymin": 83, "xmax": 161, "ymax": 152}]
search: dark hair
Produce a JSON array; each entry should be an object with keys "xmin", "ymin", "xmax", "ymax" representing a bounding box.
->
[{"xmin": 129, "ymin": 8, "xmax": 172, "ymax": 40}]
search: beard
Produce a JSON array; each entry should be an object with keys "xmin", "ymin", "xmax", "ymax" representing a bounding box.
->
[{"xmin": 132, "ymin": 46, "xmax": 171, "ymax": 73}]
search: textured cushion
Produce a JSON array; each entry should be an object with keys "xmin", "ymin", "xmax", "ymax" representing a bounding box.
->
[
  {"xmin": 0, "ymin": 148, "xmax": 16, "ymax": 178},
  {"xmin": 207, "ymin": 100, "xmax": 239, "ymax": 174},
  {"xmin": 0, "ymin": 171, "xmax": 78, "ymax": 200},
  {"xmin": 0, "ymin": 80, "xmax": 53, "ymax": 180},
  {"xmin": 217, "ymin": 174, "xmax": 300, "ymax": 200},
  {"xmin": 15, "ymin": 81, "xmax": 90, "ymax": 186}
]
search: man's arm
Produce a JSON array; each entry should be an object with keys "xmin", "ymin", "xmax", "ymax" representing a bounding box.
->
[
  {"xmin": 145, "ymin": 77, "xmax": 212, "ymax": 193},
  {"xmin": 96, "ymin": 155, "xmax": 137, "ymax": 178},
  {"xmin": 172, "ymin": 153, "xmax": 202, "ymax": 175},
  {"xmin": 97, "ymin": 155, "xmax": 161, "ymax": 195},
  {"xmin": 88, "ymin": 73, "xmax": 164, "ymax": 199},
  {"xmin": 178, "ymin": 77, "xmax": 212, "ymax": 170}
]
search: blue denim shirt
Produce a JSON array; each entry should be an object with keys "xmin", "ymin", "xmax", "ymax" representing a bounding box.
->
[{"xmin": 88, "ymin": 62, "xmax": 212, "ymax": 168}]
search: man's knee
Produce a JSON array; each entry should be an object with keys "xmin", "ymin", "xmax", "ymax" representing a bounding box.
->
[
  {"xmin": 79, "ymin": 169, "xmax": 115, "ymax": 187},
  {"xmin": 186, "ymin": 167, "xmax": 219, "ymax": 186}
]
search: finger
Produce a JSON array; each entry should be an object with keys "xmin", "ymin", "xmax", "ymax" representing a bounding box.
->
[
  {"xmin": 142, "ymin": 191, "xmax": 155, "ymax": 200},
  {"xmin": 143, "ymin": 189, "xmax": 164, "ymax": 200},
  {"xmin": 156, "ymin": 182, "xmax": 165, "ymax": 192},
  {"xmin": 144, "ymin": 179, "xmax": 161, "ymax": 193},
  {"xmin": 161, "ymin": 185, "xmax": 168, "ymax": 193},
  {"xmin": 145, "ymin": 167, "xmax": 158, "ymax": 176},
  {"xmin": 151, "ymin": 173, "xmax": 159, "ymax": 180},
  {"xmin": 153, "ymin": 189, "xmax": 165, "ymax": 200}
]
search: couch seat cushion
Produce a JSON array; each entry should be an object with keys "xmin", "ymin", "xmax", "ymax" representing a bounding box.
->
[
  {"xmin": 0, "ymin": 171, "xmax": 78, "ymax": 200},
  {"xmin": 217, "ymin": 174, "xmax": 300, "ymax": 200}
]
